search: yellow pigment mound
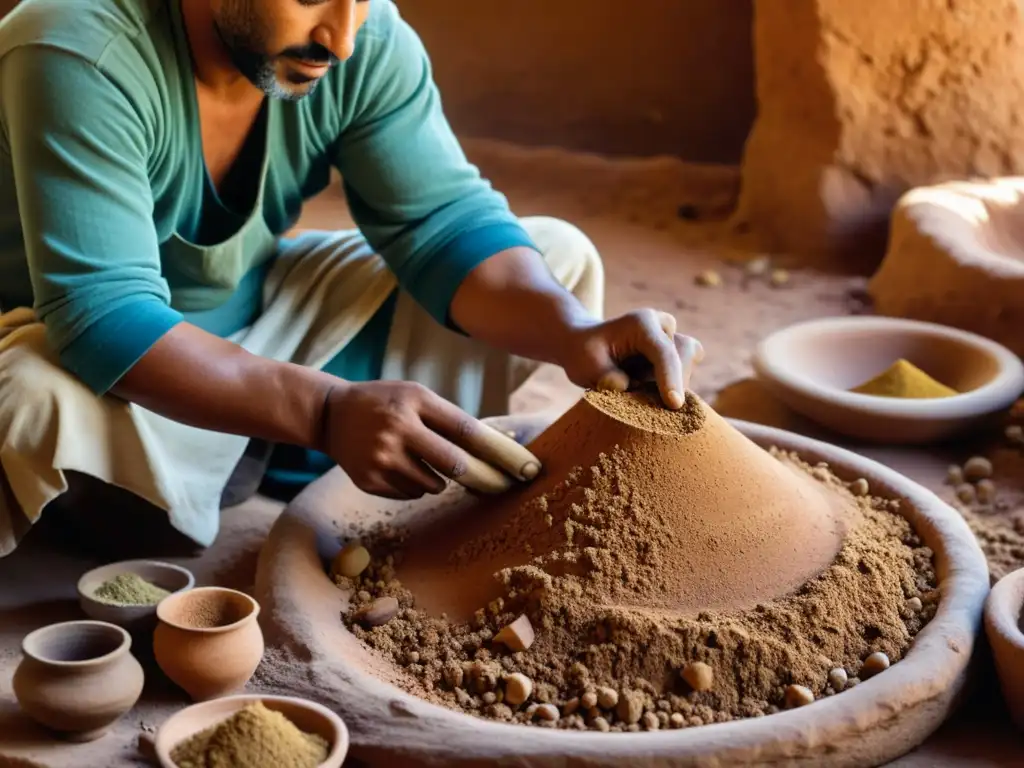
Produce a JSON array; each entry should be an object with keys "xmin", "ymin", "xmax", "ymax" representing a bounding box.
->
[
  {"xmin": 397, "ymin": 387, "xmax": 848, "ymax": 622},
  {"xmin": 850, "ymin": 358, "xmax": 959, "ymax": 399}
]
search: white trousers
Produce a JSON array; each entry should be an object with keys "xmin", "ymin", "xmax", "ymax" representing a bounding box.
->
[{"xmin": 0, "ymin": 217, "xmax": 603, "ymax": 557}]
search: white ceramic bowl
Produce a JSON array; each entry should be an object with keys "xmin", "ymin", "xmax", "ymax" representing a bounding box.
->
[
  {"xmin": 78, "ymin": 560, "xmax": 195, "ymax": 631},
  {"xmin": 752, "ymin": 316, "xmax": 1024, "ymax": 444},
  {"xmin": 155, "ymin": 694, "xmax": 349, "ymax": 768}
]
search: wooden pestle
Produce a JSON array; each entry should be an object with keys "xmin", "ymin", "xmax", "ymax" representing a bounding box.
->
[{"xmin": 447, "ymin": 421, "xmax": 542, "ymax": 494}]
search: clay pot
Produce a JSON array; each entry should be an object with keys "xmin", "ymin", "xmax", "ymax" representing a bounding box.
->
[
  {"xmin": 984, "ymin": 567, "xmax": 1024, "ymax": 730},
  {"xmin": 12, "ymin": 620, "xmax": 144, "ymax": 742},
  {"xmin": 153, "ymin": 586, "xmax": 264, "ymax": 701}
]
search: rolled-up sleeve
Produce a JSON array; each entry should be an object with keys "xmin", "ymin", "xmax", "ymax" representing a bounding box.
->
[
  {"xmin": 1, "ymin": 45, "xmax": 182, "ymax": 395},
  {"xmin": 332, "ymin": 3, "xmax": 537, "ymax": 328}
]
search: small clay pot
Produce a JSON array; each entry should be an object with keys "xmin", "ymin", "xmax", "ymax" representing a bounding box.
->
[
  {"xmin": 12, "ymin": 620, "xmax": 144, "ymax": 742},
  {"xmin": 153, "ymin": 586, "xmax": 264, "ymax": 702},
  {"xmin": 984, "ymin": 568, "xmax": 1024, "ymax": 730}
]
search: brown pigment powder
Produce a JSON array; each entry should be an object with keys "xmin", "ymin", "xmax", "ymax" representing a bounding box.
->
[
  {"xmin": 170, "ymin": 700, "xmax": 329, "ymax": 768},
  {"xmin": 177, "ymin": 595, "xmax": 248, "ymax": 629},
  {"xmin": 337, "ymin": 392, "xmax": 936, "ymax": 731}
]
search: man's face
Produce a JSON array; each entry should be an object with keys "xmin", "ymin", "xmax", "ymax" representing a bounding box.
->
[{"xmin": 211, "ymin": 0, "xmax": 370, "ymax": 100}]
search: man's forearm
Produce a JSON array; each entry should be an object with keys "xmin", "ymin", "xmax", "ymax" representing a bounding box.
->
[
  {"xmin": 110, "ymin": 323, "xmax": 335, "ymax": 450},
  {"xmin": 448, "ymin": 247, "xmax": 594, "ymax": 363}
]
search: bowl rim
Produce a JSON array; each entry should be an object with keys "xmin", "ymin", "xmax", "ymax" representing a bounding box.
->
[
  {"xmin": 153, "ymin": 693, "xmax": 350, "ymax": 768},
  {"xmin": 155, "ymin": 586, "xmax": 260, "ymax": 633},
  {"xmin": 21, "ymin": 619, "xmax": 132, "ymax": 667},
  {"xmin": 985, "ymin": 567, "xmax": 1024, "ymax": 650},
  {"xmin": 754, "ymin": 315, "xmax": 1024, "ymax": 419},
  {"xmin": 77, "ymin": 559, "xmax": 196, "ymax": 609}
]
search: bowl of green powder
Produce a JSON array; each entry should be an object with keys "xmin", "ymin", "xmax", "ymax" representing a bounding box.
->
[
  {"xmin": 78, "ymin": 560, "xmax": 195, "ymax": 630},
  {"xmin": 155, "ymin": 695, "xmax": 348, "ymax": 768}
]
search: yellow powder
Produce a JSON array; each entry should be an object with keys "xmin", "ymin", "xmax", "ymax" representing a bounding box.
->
[
  {"xmin": 850, "ymin": 359, "xmax": 958, "ymax": 399},
  {"xmin": 170, "ymin": 701, "xmax": 329, "ymax": 768}
]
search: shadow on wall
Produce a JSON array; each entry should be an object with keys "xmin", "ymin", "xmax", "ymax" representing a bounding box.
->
[{"xmin": 397, "ymin": 0, "xmax": 756, "ymax": 164}]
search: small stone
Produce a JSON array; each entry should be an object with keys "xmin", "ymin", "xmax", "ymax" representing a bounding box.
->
[
  {"xmin": 784, "ymin": 684, "xmax": 814, "ymax": 708},
  {"xmin": 504, "ymin": 673, "xmax": 533, "ymax": 707},
  {"xmin": 946, "ymin": 465, "xmax": 964, "ymax": 486},
  {"xmin": 406, "ymin": 651, "xmax": 420, "ymax": 665},
  {"xmin": 828, "ymin": 668, "xmax": 848, "ymax": 692},
  {"xmin": 976, "ymin": 479, "xmax": 996, "ymax": 504},
  {"xmin": 695, "ymin": 269, "xmax": 723, "ymax": 288},
  {"xmin": 642, "ymin": 712, "xmax": 660, "ymax": 731},
  {"xmin": 562, "ymin": 697, "xmax": 580, "ymax": 715},
  {"xmin": 592, "ymin": 716, "xmax": 611, "ymax": 732},
  {"xmin": 669, "ymin": 712, "xmax": 685, "ymax": 728},
  {"xmin": 849, "ymin": 478, "xmax": 870, "ymax": 497},
  {"xmin": 862, "ymin": 652, "xmax": 890, "ymax": 678},
  {"xmin": 332, "ymin": 541, "xmax": 371, "ymax": 579},
  {"xmin": 535, "ymin": 703, "xmax": 560, "ymax": 722},
  {"xmin": 963, "ymin": 456, "xmax": 993, "ymax": 482},
  {"xmin": 617, "ymin": 690, "xmax": 645, "ymax": 725},
  {"xmin": 907, "ymin": 596, "xmax": 923, "ymax": 612},
  {"xmin": 955, "ymin": 483, "xmax": 976, "ymax": 504},
  {"xmin": 1005, "ymin": 424, "xmax": 1024, "ymax": 444},
  {"xmin": 355, "ymin": 596, "xmax": 399, "ymax": 627},
  {"xmin": 656, "ymin": 711, "xmax": 670, "ymax": 727},
  {"xmin": 769, "ymin": 268, "xmax": 790, "ymax": 287},
  {"xmin": 493, "ymin": 615, "xmax": 535, "ymax": 652},
  {"xmin": 681, "ymin": 661, "xmax": 714, "ymax": 692},
  {"xmin": 745, "ymin": 256, "xmax": 770, "ymax": 276},
  {"xmin": 581, "ymin": 690, "xmax": 598, "ymax": 709},
  {"xmin": 481, "ymin": 692, "xmax": 497, "ymax": 705},
  {"xmin": 596, "ymin": 687, "xmax": 619, "ymax": 709}
]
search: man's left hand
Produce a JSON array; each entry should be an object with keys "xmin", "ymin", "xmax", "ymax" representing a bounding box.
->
[{"xmin": 557, "ymin": 309, "xmax": 705, "ymax": 410}]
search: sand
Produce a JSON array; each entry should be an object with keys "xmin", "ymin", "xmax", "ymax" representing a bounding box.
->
[{"xmin": 0, "ymin": 139, "xmax": 1020, "ymax": 765}]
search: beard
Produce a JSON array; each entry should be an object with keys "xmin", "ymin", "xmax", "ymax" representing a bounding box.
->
[{"xmin": 212, "ymin": 0, "xmax": 337, "ymax": 101}]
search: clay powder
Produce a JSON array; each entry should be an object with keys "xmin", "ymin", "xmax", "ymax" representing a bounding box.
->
[
  {"xmin": 338, "ymin": 391, "xmax": 936, "ymax": 731},
  {"xmin": 92, "ymin": 572, "xmax": 170, "ymax": 607}
]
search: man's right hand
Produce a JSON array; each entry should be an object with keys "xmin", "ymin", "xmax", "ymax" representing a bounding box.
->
[{"xmin": 321, "ymin": 380, "xmax": 542, "ymax": 500}]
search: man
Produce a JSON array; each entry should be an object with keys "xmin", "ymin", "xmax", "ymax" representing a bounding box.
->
[{"xmin": 0, "ymin": 0, "xmax": 703, "ymax": 557}]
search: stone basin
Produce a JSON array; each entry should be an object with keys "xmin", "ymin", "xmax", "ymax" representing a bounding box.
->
[{"xmin": 254, "ymin": 413, "xmax": 989, "ymax": 767}]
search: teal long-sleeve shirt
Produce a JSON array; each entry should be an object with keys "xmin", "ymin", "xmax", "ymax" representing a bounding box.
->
[{"xmin": 0, "ymin": 0, "xmax": 536, "ymax": 395}]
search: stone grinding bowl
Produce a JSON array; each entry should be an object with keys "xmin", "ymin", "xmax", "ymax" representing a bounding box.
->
[
  {"xmin": 984, "ymin": 567, "xmax": 1024, "ymax": 731},
  {"xmin": 154, "ymin": 694, "xmax": 350, "ymax": 768},
  {"xmin": 77, "ymin": 559, "xmax": 195, "ymax": 632},
  {"xmin": 254, "ymin": 413, "xmax": 990, "ymax": 767},
  {"xmin": 752, "ymin": 315, "xmax": 1024, "ymax": 445}
]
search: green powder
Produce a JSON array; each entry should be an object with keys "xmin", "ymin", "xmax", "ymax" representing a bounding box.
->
[{"xmin": 92, "ymin": 572, "xmax": 171, "ymax": 606}]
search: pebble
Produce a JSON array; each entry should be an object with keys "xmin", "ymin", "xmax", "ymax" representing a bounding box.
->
[
  {"xmin": 695, "ymin": 269, "xmax": 723, "ymax": 288},
  {"xmin": 946, "ymin": 465, "xmax": 964, "ymax": 486},
  {"xmin": 596, "ymin": 687, "xmax": 619, "ymax": 709},
  {"xmin": 356, "ymin": 596, "xmax": 399, "ymax": 627},
  {"xmin": 581, "ymin": 691, "xmax": 598, "ymax": 709},
  {"xmin": 493, "ymin": 615, "xmax": 536, "ymax": 652},
  {"xmin": 681, "ymin": 661, "xmax": 714, "ymax": 692},
  {"xmin": 976, "ymin": 479, "xmax": 996, "ymax": 504},
  {"xmin": 955, "ymin": 483, "xmax": 976, "ymax": 504},
  {"xmin": 669, "ymin": 712, "xmax": 686, "ymax": 728},
  {"xmin": 562, "ymin": 697, "xmax": 579, "ymax": 715},
  {"xmin": 504, "ymin": 673, "xmax": 533, "ymax": 707},
  {"xmin": 784, "ymin": 685, "xmax": 815, "ymax": 708},
  {"xmin": 963, "ymin": 456, "xmax": 993, "ymax": 482},
  {"xmin": 406, "ymin": 651, "xmax": 420, "ymax": 665},
  {"xmin": 861, "ymin": 652, "xmax": 891, "ymax": 678},
  {"xmin": 1005, "ymin": 424, "xmax": 1024, "ymax": 444},
  {"xmin": 332, "ymin": 542, "xmax": 371, "ymax": 579},
  {"xmin": 849, "ymin": 478, "xmax": 870, "ymax": 497},
  {"xmin": 592, "ymin": 716, "xmax": 611, "ymax": 732},
  {"xmin": 617, "ymin": 691, "xmax": 645, "ymax": 725},
  {"xmin": 828, "ymin": 667, "xmax": 848, "ymax": 692},
  {"xmin": 769, "ymin": 268, "xmax": 790, "ymax": 288},
  {"xmin": 907, "ymin": 596, "xmax": 923, "ymax": 612},
  {"xmin": 535, "ymin": 704, "xmax": 560, "ymax": 722},
  {"xmin": 642, "ymin": 712, "xmax": 660, "ymax": 731},
  {"xmin": 745, "ymin": 256, "xmax": 770, "ymax": 276}
]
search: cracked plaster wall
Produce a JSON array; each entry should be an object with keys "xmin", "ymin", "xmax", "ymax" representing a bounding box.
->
[{"xmin": 736, "ymin": 0, "xmax": 1024, "ymax": 270}]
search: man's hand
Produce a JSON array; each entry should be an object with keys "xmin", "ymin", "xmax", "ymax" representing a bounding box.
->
[
  {"xmin": 557, "ymin": 309, "xmax": 705, "ymax": 410},
  {"xmin": 321, "ymin": 380, "xmax": 541, "ymax": 500}
]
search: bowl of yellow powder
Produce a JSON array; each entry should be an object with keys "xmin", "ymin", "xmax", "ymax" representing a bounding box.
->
[
  {"xmin": 78, "ymin": 559, "xmax": 195, "ymax": 630},
  {"xmin": 753, "ymin": 316, "xmax": 1024, "ymax": 444},
  {"xmin": 155, "ymin": 694, "xmax": 349, "ymax": 768}
]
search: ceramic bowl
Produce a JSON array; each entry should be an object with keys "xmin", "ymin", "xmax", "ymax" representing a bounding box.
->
[
  {"xmin": 78, "ymin": 560, "xmax": 195, "ymax": 631},
  {"xmin": 984, "ymin": 567, "xmax": 1024, "ymax": 730},
  {"xmin": 154, "ymin": 694, "xmax": 349, "ymax": 768},
  {"xmin": 752, "ymin": 316, "xmax": 1024, "ymax": 444},
  {"xmin": 153, "ymin": 587, "xmax": 264, "ymax": 701},
  {"xmin": 13, "ymin": 620, "xmax": 145, "ymax": 742}
]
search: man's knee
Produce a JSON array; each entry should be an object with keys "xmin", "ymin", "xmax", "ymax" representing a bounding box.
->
[{"xmin": 520, "ymin": 216, "xmax": 605, "ymax": 319}]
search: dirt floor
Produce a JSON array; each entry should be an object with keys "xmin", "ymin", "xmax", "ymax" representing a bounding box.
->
[{"xmin": 0, "ymin": 139, "xmax": 1020, "ymax": 766}]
